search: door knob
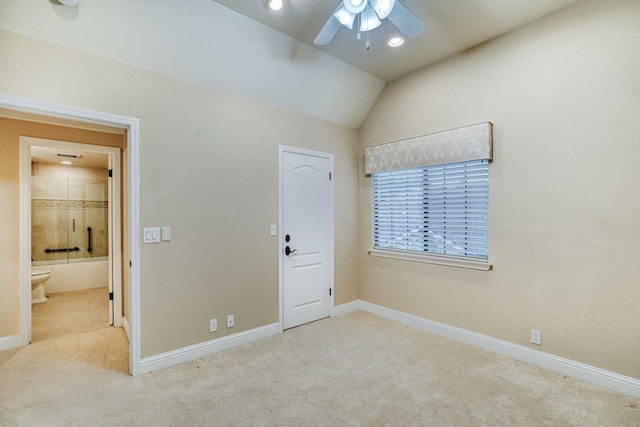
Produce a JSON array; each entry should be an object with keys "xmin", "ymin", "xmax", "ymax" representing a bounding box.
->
[{"xmin": 285, "ymin": 246, "xmax": 297, "ymax": 256}]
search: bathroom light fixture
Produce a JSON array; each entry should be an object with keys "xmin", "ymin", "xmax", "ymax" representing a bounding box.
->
[
  {"xmin": 264, "ymin": 0, "xmax": 284, "ymax": 11},
  {"xmin": 60, "ymin": 161, "xmax": 73, "ymax": 165},
  {"xmin": 388, "ymin": 36, "xmax": 404, "ymax": 47},
  {"xmin": 58, "ymin": 0, "xmax": 79, "ymax": 6}
]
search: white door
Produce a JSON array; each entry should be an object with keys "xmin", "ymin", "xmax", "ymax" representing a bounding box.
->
[
  {"xmin": 107, "ymin": 156, "xmax": 114, "ymax": 326},
  {"xmin": 281, "ymin": 148, "xmax": 333, "ymax": 330}
]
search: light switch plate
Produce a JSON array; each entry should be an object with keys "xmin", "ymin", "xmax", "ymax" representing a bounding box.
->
[
  {"xmin": 270, "ymin": 224, "xmax": 277, "ymax": 237},
  {"xmin": 143, "ymin": 227, "xmax": 161, "ymax": 243},
  {"xmin": 161, "ymin": 227, "xmax": 171, "ymax": 241}
]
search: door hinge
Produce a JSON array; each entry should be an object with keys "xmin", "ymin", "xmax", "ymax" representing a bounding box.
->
[
  {"xmin": 129, "ymin": 260, "xmax": 132, "ymax": 267},
  {"xmin": 108, "ymin": 169, "xmax": 113, "ymax": 178},
  {"xmin": 109, "ymin": 292, "xmax": 114, "ymax": 301},
  {"xmin": 329, "ymin": 288, "xmax": 332, "ymax": 296},
  {"xmin": 329, "ymin": 172, "xmax": 332, "ymax": 181}
]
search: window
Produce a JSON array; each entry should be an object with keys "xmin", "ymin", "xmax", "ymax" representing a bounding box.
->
[
  {"xmin": 365, "ymin": 122, "xmax": 492, "ymax": 269},
  {"xmin": 372, "ymin": 159, "xmax": 489, "ymax": 262}
]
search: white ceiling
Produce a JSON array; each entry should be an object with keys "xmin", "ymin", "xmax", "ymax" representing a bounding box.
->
[
  {"xmin": 0, "ymin": 0, "xmax": 584, "ymax": 127},
  {"xmin": 214, "ymin": 0, "xmax": 584, "ymax": 81},
  {"xmin": 31, "ymin": 146, "xmax": 108, "ymax": 169},
  {"xmin": 0, "ymin": 0, "xmax": 384, "ymax": 127}
]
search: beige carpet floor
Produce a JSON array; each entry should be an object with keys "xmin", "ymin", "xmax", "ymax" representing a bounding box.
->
[{"xmin": 0, "ymin": 311, "xmax": 638, "ymax": 426}]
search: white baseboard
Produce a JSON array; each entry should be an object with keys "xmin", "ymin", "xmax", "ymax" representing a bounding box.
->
[
  {"xmin": 121, "ymin": 316, "xmax": 130, "ymax": 341},
  {"xmin": 139, "ymin": 323, "xmax": 281, "ymax": 375},
  {"xmin": 334, "ymin": 300, "xmax": 640, "ymax": 399},
  {"xmin": 333, "ymin": 300, "xmax": 360, "ymax": 316},
  {"xmin": 0, "ymin": 334, "xmax": 23, "ymax": 352}
]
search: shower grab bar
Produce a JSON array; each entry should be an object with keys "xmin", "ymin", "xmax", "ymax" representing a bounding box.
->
[
  {"xmin": 87, "ymin": 227, "xmax": 92, "ymax": 253},
  {"xmin": 44, "ymin": 247, "xmax": 80, "ymax": 253}
]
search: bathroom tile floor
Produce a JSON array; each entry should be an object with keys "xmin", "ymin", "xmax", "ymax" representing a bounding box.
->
[{"xmin": 31, "ymin": 287, "xmax": 110, "ymax": 343}]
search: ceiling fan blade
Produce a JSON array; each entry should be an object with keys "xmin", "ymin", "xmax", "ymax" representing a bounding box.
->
[
  {"xmin": 387, "ymin": 1, "xmax": 425, "ymax": 38},
  {"xmin": 314, "ymin": 15, "xmax": 342, "ymax": 46}
]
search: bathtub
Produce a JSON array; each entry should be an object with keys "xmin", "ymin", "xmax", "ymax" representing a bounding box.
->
[{"xmin": 31, "ymin": 257, "xmax": 109, "ymax": 294}]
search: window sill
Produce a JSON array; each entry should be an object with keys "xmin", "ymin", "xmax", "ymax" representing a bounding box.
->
[{"xmin": 368, "ymin": 248, "xmax": 492, "ymax": 271}]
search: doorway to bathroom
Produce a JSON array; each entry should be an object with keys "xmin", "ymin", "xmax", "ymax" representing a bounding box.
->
[
  {"xmin": 22, "ymin": 136, "xmax": 123, "ymax": 346},
  {"xmin": 2, "ymin": 93, "xmax": 141, "ymax": 375}
]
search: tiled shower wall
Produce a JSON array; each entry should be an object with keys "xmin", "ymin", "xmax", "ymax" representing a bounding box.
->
[{"xmin": 31, "ymin": 163, "xmax": 109, "ymax": 263}]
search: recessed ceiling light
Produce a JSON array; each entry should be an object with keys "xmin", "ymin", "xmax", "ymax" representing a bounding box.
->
[
  {"xmin": 61, "ymin": 161, "xmax": 73, "ymax": 165},
  {"xmin": 388, "ymin": 37, "xmax": 405, "ymax": 47},
  {"xmin": 264, "ymin": 0, "xmax": 284, "ymax": 11}
]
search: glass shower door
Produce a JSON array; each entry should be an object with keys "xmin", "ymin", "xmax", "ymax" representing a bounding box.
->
[
  {"xmin": 31, "ymin": 176, "xmax": 109, "ymax": 264},
  {"xmin": 32, "ymin": 176, "xmax": 71, "ymax": 263}
]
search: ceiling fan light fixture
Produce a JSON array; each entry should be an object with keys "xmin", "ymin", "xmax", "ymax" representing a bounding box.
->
[
  {"xmin": 370, "ymin": 0, "xmax": 395, "ymax": 19},
  {"xmin": 58, "ymin": 0, "xmax": 79, "ymax": 6},
  {"xmin": 343, "ymin": 0, "xmax": 367, "ymax": 14},
  {"xmin": 264, "ymin": 0, "xmax": 284, "ymax": 12},
  {"xmin": 359, "ymin": 7, "xmax": 381, "ymax": 32},
  {"xmin": 333, "ymin": 6, "xmax": 356, "ymax": 29},
  {"xmin": 314, "ymin": 0, "xmax": 424, "ymax": 46}
]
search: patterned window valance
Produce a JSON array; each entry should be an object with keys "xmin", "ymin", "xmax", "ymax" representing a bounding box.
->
[{"xmin": 364, "ymin": 122, "xmax": 493, "ymax": 175}]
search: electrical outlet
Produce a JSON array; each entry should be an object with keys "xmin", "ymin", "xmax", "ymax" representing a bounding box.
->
[
  {"xmin": 209, "ymin": 319, "xmax": 217, "ymax": 333},
  {"xmin": 531, "ymin": 329, "xmax": 541, "ymax": 345},
  {"xmin": 227, "ymin": 315, "xmax": 234, "ymax": 328}
]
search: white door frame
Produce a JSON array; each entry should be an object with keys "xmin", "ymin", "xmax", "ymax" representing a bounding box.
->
[
  {"xmin": 1, "ymin": 93, "xmax": 142, "ymax": 376},
  {"xmin": 278, "ymin": 145, "xmax": 335, "ymax": 331},
  {"xmin": 21, "ymin": 136, "xmax": 122, "ymax": 329}
]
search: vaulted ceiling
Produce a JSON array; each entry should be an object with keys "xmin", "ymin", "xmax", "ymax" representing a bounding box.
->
[
  {"xmin": 214, "ymin": 0, "xmax": 583, "ymax": 81},
  {"xmin": 0, "ymin": 0, "xmax": 584, "ymax": 127}
]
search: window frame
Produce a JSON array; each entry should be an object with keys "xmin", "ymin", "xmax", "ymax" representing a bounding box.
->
[{"xmin": 369, "ymin": 159, "xmax": 491, "ymax": 271}]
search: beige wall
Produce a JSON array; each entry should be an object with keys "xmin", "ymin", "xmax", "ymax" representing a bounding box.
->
[
  {"xmin": 359, "ymin": 0, "xmax": 640, "ymax": 379},
  {"xmin": 5, "ymin": 0, "xmax": 635, "ymax": 382},
  {"xmin": 0, "ymin": 117, "xmax": 123, "ymax": 337},
  {"xmin": 0, "ymin": 30, "xmax": 360, "ymax": 357}
]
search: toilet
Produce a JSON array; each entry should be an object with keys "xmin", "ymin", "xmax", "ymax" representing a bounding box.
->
[{"xmin": 31, "ymin": 270, "xmax": 51, "ymax": 304}]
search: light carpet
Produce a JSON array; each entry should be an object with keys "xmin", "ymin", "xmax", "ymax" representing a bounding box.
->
[{"xmin": 0, "ymin": 311, "xmax": 638, "ymax": 426}]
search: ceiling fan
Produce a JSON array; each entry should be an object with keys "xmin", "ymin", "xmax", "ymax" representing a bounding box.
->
[{"xmin": 314, "ymin": 0, "xmax": 425, "ymax": 48}]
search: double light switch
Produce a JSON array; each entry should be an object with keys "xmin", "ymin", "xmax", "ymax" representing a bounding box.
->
[{"xmin": 143, "ymin": 227, "xmax": 171, "ymax": 243}]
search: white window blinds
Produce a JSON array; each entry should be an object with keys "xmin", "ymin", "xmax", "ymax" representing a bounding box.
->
[{"xmin": 372, "ymin": 159, "xmax": 489, "ymax": 261}]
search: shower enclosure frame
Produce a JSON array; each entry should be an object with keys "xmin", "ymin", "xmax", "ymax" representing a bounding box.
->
[{"xmin": 31, "ymin": 170, "xmax": 110, "ymax": 266}]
